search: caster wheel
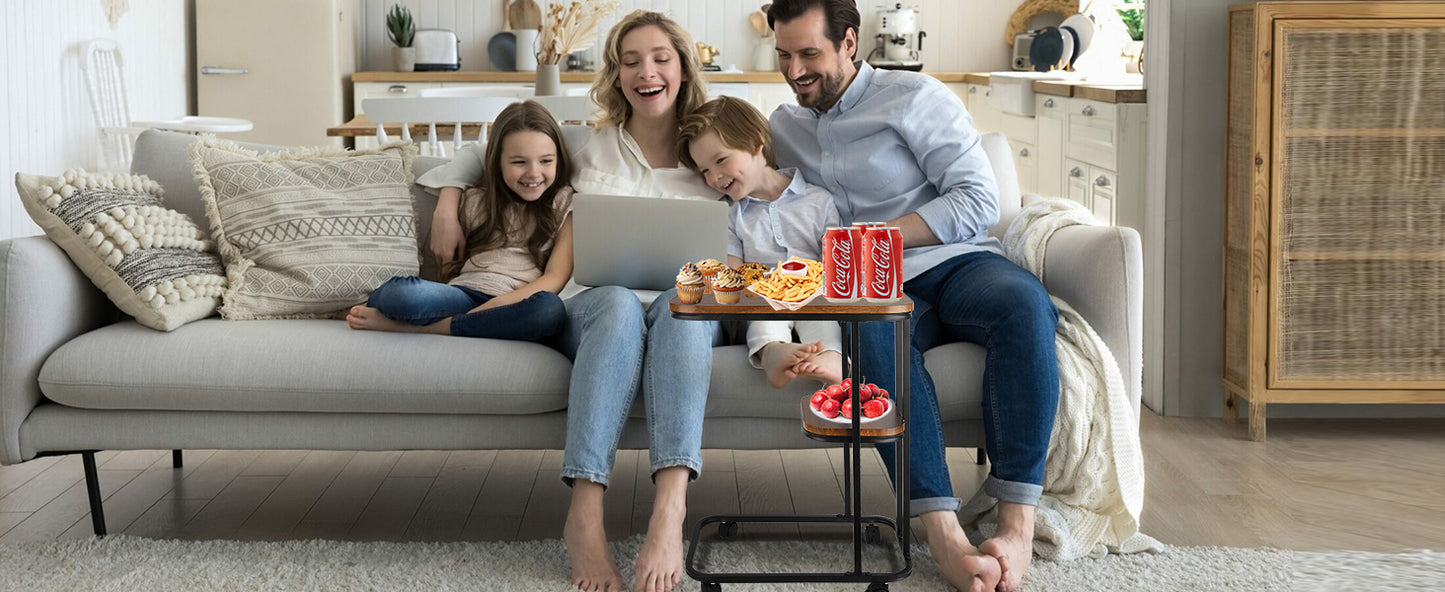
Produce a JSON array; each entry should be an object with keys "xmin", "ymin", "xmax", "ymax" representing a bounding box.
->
[
  {"xmin": 717, "ymin": 521, "xmax": 739, "ymax": 540},
  {"xmin": 865, "ymin": 524, "xmax": 882, "ymax": 544},
  {"xmin": 701, "ymin": 582, "xmax": 722, "ymax": 592},
  {"xmin": 865, "ymin": 583, "xmax": 889, "ymax": 592}
]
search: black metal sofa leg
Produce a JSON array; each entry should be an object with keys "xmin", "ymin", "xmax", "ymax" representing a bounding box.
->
[
  {"xmin": 173, "ymin": 450, "xmax": 183, "ymax": 468},
  {"xmin": 976, "ymin": 447, "xmax": 986, "ymax": 465},
  {"xmin": 81, "ymin": 452, "xmax": 107, "ymax": 536}
]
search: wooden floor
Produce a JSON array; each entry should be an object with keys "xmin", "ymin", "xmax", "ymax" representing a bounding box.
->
[{"xmin": 1, "ymin": 413, "xmax": 1442, "ymax": 551}]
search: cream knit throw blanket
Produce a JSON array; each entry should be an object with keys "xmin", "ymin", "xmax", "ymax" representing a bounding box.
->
[{"xmin": 959, "ymin": 198, "xmax": 1161, "ymax": 560}]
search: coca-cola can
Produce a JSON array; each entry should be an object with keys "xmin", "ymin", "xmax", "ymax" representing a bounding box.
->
[
  {"xmin": 852, "ymin": 222, "xmax": 886, "ymax": 231},
  {"xmin": 861, "ymin": 226, "xmax": 904, "ymax": 301},
  {"xmin": 822, "ymin": 227, "xmax": 862, "ymax": 301}
]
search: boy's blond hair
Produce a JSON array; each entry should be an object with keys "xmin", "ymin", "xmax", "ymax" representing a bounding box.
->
[{"xmin": 677, "ymin": 96, "xmax": 777, "ymax": 171}]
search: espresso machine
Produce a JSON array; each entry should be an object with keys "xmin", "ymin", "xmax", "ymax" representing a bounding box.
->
[{"xmin": 866, "ymin": 3, "xmax": 926, "ymax": 71}]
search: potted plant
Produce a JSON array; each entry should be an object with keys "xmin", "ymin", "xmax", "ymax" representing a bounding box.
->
[
  {"xmin": 387, "ymin": 4, "xmax": 416, "ymax": 72},
  {"xmin": 1116, "ymin": 0, "xmax": 1144, "ymax": 73},
  {"xmin": 534, "ymin": 0, "xmax": 620, "ymax": 95}
]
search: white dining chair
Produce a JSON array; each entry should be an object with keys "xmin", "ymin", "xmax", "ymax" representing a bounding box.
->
[
  {"xmin": 419, "ymin": 86, "xmax": 535, "ymax": 99},
  {"xmin": 531, "ymin": 95, "xmax": 598, "ymax": 125},
  {"xmin": 362, "ymin": 96, "xmax": 521, "ymax": 157},
  {"xmin": 81, "ymin": 39, "xmax": 252, "ymax": 171}
]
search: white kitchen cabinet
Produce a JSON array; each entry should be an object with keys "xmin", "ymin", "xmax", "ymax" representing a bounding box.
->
[
  {"xmin": 748, "ymin": 82, "xmax": 797, "ymax": 116},
  {"xmin": 1063, "ymin": 158, "xmax": 1121, "ymax": 226},
  {"xmin": 353, "ymin": 82, "xmax": 443, "ymax": 117},
  {"xmin": 1013, "ymin": 141, "xmax": 1037, "ymax": 195},
  {"xmin": 1036, "ymin": 93, "xmax": 1146, "ymax": 232},
  {"xmin": 1034, "ymin": 96, "xmax": 1065, "ymax": 198}
]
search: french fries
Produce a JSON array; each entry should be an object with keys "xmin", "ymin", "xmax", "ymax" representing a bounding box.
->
[{"xmin": 749, "ymin": 258, "xmax": 824, "ymax": 302}]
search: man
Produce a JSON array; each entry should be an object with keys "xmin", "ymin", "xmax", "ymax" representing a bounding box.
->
[{"xmin": 766, "ymin": 2, "xmax": 1060, "ymax": 591}]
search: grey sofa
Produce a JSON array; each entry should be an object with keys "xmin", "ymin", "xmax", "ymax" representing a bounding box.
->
[{"xmin": 0, "ymin": 129, "xmax": 1142, "ymax": 535}]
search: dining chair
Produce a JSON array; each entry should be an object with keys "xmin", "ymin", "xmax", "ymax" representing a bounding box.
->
[{"xmin": 362, "ymin": 96, "xmax": 521, "ymax": 157}]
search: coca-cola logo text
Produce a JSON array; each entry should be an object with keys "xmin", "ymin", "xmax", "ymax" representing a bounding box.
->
[
  {"xmin": 869, "ymin": 237, "xmax": 892, "ymax": 294},
  {"xmin": 830, "ymin": 238, "xmax": 853, "ymax": 292}
]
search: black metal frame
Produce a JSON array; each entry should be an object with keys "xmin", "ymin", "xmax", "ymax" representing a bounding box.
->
[
  {"xmin": 673, "ymin": 308, "xmax": 912, "ymax": 592},
  {"xmin": 35, "ymin": 449, "xmax": 185, "ymax": 537}
]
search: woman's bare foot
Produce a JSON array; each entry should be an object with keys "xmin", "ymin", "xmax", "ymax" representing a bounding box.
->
[
  {"xmin": 921, "ymin": 510, "xmax": 1002, "ymax": 592},
  {"xmin": 758, "ymin": 341, "xmax": 822, "ymax": 388},
  {"xmin": 632, "ymin": 468, "xmax": 688, "ymax": 592},
  {"xmin": 564, "ymin": 481, "xmax": 625, "ymax": 592},
  {"xmin": 792, "ymin": 349, "xmax": 843, "ymax": 385},
  {"xmin": 345, "ymin": 306, "xmax": 448, "ymax": 334},
  {"xmin": 979, "ymin": 502, "xmax": 1036, "ymax": 592}
]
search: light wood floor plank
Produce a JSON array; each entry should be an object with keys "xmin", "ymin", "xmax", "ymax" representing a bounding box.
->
[
  {"xmin": 233, "ymin": 451, "xmax": 356, "ymax": 541},
  {"xmin": 349, "ymin": 477, "xmax": 433, "ymax": 540},
  {"xmin": 61, "ymin": 449, "xmax": 217, "ymax": 539},
  {"xmin": 122, "ymin": 498, "xmax": 210, "ymax": 539},
  {"xmin": 163, "ymin": 450, "xmax": 261, "ymax": 500},
  {"xmin": 241, "ymin": 450, "xmax": 311, "ymax": 477},
  {"xmin": 0, "ymin": 468, "xmax": 139, "ymax": 544},
  {"xmin": 0, "ymin": 456, "xmax": 62, "ymax": 500},
  {"xmin": 387, "ymin": 451, "xmax": 449, "ymax": 478},
  {"xmin": 100, "ymin": 450, "xmax": 167, "ymax": 472},
  {"xmin": 518, "ymin": 471, "xmax": 571, "ymax": 540},
  {"xmin": 601, "ymin": 450, "xmax": 639, "ymax": 540},
  {"xmin": 0, "ymin": 512, "xmax": 27, "ymax": 538},
  {"xmin": 292, "ymin": 451, "xmax": 402, "ymax": 540},
  {"xmin": 404, "ymin": 451, "xmax": 494, "ymax": 542},
  {"xmin": 732, "ymin": 450, "xmax": 797, "ymax": 539},
  {"xmin": 0, "ymin": 453, "xmax": 115, "ymax": 513},
  {"xmin": 461, "ymin": 450, "xmax": 543, "ymax": 541},
  {"xmin": 174, "ymin": 476, "xmax": 285, "ymax": 540}
]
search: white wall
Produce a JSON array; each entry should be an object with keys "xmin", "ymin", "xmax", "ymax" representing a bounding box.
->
[
  {"xmin": 358, "ymin": 0, "xmax": 1027, "ymax": 74},
  {"xmin": 0, "ymin": 0, "xmax": 192, "ymax": 241}
]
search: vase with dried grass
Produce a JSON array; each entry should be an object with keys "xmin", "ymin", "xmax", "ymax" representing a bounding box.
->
[{"xmin": 534, "ymin": 0, "xmax": 621, "ymax": 95}]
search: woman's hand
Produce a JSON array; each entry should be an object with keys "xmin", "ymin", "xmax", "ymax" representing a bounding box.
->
[{"xmin": 431, "ymin": 187, "xmax": 467, "ymax": 264}]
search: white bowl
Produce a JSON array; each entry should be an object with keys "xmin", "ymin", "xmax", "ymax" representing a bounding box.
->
[{"xmin": 811, "ymin": 396, "xmax": 894, "ymax": 424}]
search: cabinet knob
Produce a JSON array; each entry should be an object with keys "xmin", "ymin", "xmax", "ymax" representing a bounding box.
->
[
  {"xmin": 1095, "ymin": 175, "xmax": 1111, "ymax": 187},
  {"xmin": 985, "ymin": 89, "xmax": 992, "ymax": 97},
  {"xmin": 1043, "ymin": 98, "xmax": 1055, "ymax": 108},
  {"xmin": 1082, "ymin": 105, "xmax": 1096, "ymax": 116},
  {"xmin": 968, "ymin": 86, "xmax": 977, "ymax": 94},
  {"xmin": 387, "ymin": 85, "xmax": 410, "ymax": 93},
  {"xmin": 1070, "ymin": 167, "xmax": 1083, "ymax": 177},
  {"xmin": 1019, "ymin": 148, "xmax": 1029, "ymax": 157}
]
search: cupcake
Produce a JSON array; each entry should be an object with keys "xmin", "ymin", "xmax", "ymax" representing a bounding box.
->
[
  {"xmin": 696, "ymin": 259, "xmax": 726, "ymax": 292},
  {"xmin": 711, "ymin": 268, "xmax": 747, "ymax": 304},
  {"xmin": 676, "ymin": 263, "xmax": 705, "ymax": 304},
  {"xmin": 736, "ymin": 262, "xmax": 769, "ymax": 286}
]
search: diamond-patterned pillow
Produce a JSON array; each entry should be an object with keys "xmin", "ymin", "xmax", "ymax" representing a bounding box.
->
[
  {"xmin": 190, "ymin": 138, "xmax": 420, "ymax": 319},
  {"xmin": 14, "ymin": 169, "xmax": 227, "ymax": 331}
]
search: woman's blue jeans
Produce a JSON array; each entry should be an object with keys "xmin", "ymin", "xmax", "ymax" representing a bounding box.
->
[
  {"xmin": 555, "ymin": 287, "xmax": 720, "ymax": 487},
  {"xmin": 862, "ymin": 251, "xmax": 1059, "ymax": 513},
  {"xmin": 367, "ymin": 276, "xmax": 565, "ymax": 342}
]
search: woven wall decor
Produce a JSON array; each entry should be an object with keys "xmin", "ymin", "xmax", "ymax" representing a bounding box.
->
[{"xmin": 1006, "ymin": 0, "xmax": 1078, "ymax": 48}]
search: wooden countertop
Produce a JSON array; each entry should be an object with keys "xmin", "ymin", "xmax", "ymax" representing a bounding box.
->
[
  {"xmin": 1032, "ymin": 79, "xmax": 1147, "ymax": 103},
  {"xmin": 353, "ymin": 70, "xmax": 978, "ymax": 84}
]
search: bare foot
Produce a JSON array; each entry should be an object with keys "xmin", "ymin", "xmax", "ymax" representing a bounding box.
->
[
  {"xmin": 792, "ymin": 349, "xmax": 842, "ymax": 385},
  {"xmin": 758, "ymin": 341, "xmax": 822, "ymax": 389},
  {"xmin": 979, "ymin": 503, "xmax": 1035, "ymax": 592},
  {"xmin": 564, "ymin": 482, "xmax": 625, "ymax": 592},
  {"xmin": 345, "ymin": 306, "xmax": 447, "ymax": 334},
  {"xmin": 633, "ymin": 468, "xmax": 688, "ymax": 592},
  {"xmin": 922, "ymin": 511, "xmax": 1001, "ymax": 592}
]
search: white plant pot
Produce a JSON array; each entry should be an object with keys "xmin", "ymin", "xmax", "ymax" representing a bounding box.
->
[
  {"xmin": 513, "ymin": 29, "xmax": 539, "ymax": 72},
  {"xmin": 394, "ymin": 46, "xmax": 416, "ymax": 72}
]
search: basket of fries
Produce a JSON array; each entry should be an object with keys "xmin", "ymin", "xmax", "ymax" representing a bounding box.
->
[{"xmin": 747, "ymin": 258, "xmax": 825, "ymax": 311}]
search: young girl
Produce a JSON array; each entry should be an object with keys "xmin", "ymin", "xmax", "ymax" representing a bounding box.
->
[
  {"xmin": 347, "ymin": 100, "xmax": 574, "ymax": 342},
  {"xmin": 678, "ymin": 96, "xmax": 844, "ymax": 388}
]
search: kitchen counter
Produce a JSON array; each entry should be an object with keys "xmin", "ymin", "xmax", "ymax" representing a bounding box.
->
[
  {"xmin": 1032, "ymin": 79, "xmax": 1146, "ymax": 103},
  {"xmin": 352, "ymin": 71, "xmax": 977, "ymax": 84}
]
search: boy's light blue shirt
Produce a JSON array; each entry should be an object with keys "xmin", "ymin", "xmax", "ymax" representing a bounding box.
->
[
  {"xmin": 770, "ymin": 62, "xmax": 1002, "ymax": 281},
  {"xmin": 727, "ymin": 167, "xmax": 841, "ymax": 265}
]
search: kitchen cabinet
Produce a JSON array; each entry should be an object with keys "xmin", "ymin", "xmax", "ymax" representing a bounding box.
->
[{"xmin": 1035, "ymin": 93, "xmax": 1145, "ymax": 230}]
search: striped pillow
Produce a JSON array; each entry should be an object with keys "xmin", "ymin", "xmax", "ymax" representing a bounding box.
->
[
  {"xmin": 190, "ymin": 138, "xmax": 420, "ymax": 320},
  {"xmin": 14, "ymin": 170, "xmax": 227, "ymax": 331}
]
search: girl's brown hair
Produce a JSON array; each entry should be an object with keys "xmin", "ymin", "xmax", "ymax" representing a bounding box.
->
[
  {"xmin": 676, "ymin": 96, "xmax": 777, "ymax": 171},
  {"xmin": 591, "ymin": 10, "xmax": 710, "ymax": 128},
  {"xmin": 444, "ymin": 100, "xmax": 572, "ymax": 281}
]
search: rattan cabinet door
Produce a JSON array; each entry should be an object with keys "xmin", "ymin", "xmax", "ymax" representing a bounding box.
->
[{"xmin": 1268, "ymin": 19, "xmax": 1445, "ymax": 388}]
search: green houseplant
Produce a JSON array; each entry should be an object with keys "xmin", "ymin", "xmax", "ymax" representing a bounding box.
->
[{"xmin": 387, "ymin": 4, "xmax": 416, "ymax": 72}]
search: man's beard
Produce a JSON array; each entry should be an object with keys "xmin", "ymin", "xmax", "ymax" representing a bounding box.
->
[{"xmin": 795, "ymin": 67, "xmax": 846, "ymax": 110}]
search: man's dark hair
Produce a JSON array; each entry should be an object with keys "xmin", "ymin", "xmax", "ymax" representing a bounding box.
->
[{"xmin": 766, "ymin": 0, "xmax": 861, "ymax": 53}]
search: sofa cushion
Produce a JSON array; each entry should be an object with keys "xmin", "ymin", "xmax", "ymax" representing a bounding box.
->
[{"xmin": 38, "ymin": 319, "xmax": 571, "ymax": 415}]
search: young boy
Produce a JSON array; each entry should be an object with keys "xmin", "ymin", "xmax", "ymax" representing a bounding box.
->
[{"xmin": 678, "ymin": 96, "xmax": 843, "ymax": 388}]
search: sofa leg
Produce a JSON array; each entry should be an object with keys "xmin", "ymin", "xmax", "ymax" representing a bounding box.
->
[
  {"xmin": 82, "ymin": 452, "xmax": 107, "ymax": 537},
  {"xmin": 173, "ymin": 450, "xmax": 184, "ymax": 468},
  {"xmin": 975, "ymin": 448, "xmax": 986, "ymax": 465}
]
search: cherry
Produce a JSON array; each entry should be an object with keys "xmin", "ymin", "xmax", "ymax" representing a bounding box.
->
[{"xmin": 810, "ymin": 391, "xmax": 829, "ymax": 411}]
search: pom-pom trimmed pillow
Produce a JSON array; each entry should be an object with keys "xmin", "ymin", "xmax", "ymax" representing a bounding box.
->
[
  {"xmin": 14, "ymin": 170, "xmax": 226, "ymax": 331},
  {"xmin": 190, "ymin": 137, "xmax": 420, "ymax": 320}
]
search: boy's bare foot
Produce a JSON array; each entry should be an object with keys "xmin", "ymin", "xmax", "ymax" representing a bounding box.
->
[
  {"xmin": 979, "ymin": 502, "xmax": 1036, "ymax": 592},
  {"xmin": 922, "ymin": 510, "xmax": 1002, "ymax": 592},
  {"xmin": 564, "ymin": 482, "xmax": 625, "ymax": 592},
  {"xmin": 758, "ymin": 341, "xmax": 822, "ymax": 389},
  {"xmin": 633, "ymin": 468, "xmax": 689, "ymax": 592},
  {"xmin": 345, "ymin": 306, "xmax": 448, "ymax": 335},
  {"xmin": 792, "ymin": 349, "xmax": 843, "ymax": 385}
]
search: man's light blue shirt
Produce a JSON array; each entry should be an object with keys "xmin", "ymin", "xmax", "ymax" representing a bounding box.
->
[{"xmin": 770, "ymin": 62, "xmax": 1002, "ymax": 281}]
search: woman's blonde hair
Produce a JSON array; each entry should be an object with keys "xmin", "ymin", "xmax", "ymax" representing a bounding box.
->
[
  {"xmin": 590, "ymin": 10, "xmax": 710, "ymax": 128},
  {"xmin": 677, "ymin": 96, "xmax": 777, "ymax": 171}
]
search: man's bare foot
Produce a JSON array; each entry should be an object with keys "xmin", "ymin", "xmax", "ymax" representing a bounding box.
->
[
  {"xmin": 632, "ymin": 468, "xmax": 688, "ymax": 592},
  {"xmin": 759, "ymin": 341, "xmax": 822, "ymax": 389},
  {"xmin": 564, "ymin": 482, "xmax": 625, "ymax": 592},
  {"xmin": 979, "ymin": 502, "xmax": 1035, "ymax": 592},
  {"xmin": 345, "ymin": 306, "xmax": 447, "ymax": 334},
  {"xmin": 922, "ymin": 511, "xmax": 1001, "ymax": 592},
  {"xmin": 792, "ymin": 349, "xmax": 843, "ymax": 385}
]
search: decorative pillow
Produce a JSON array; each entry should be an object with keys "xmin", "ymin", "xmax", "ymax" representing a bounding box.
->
[
  {"xmin": 14, "ymin": 170, "xmax": 226, "ymax": 331},
  {"xmin": 189, "ymin": 138, "xmax": 419, "ymax": 320}
]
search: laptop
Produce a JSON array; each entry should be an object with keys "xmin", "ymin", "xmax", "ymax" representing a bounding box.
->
[{"xmin": 571, "ymin": 194, "xmax": 729, "ymax": 291}]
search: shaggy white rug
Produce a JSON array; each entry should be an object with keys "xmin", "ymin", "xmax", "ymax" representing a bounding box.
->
[{"xmin": 0, "ymin": 535, "xmax": 1439, "ymax": 592}]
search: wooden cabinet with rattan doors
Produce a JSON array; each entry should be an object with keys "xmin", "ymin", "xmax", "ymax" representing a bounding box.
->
[{"xmin": 1224, "ymin": 2, "xmax": 1445, "ymax": 441}]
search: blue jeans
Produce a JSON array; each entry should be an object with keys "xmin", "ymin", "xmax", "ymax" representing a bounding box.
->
[
  {"xmin": 367, "ymin": 276, "xmax": 566, "ymax": 342},
  {"xmin": 556, "ymin": 287, "xmax": 721, "ymax": 487},
  {"xmin": 862, "ymin": 251, "xmax": 1059, "ymax": 512}
]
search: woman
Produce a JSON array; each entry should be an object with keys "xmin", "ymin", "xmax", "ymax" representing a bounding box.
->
[{"xmin": 418, "ymin": 12, "xmax": 717, "ymax": 592}]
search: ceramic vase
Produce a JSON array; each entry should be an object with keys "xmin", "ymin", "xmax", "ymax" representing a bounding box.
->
[
  {"xmin": 394, "ymin": 46, "xmax": 415, "ymax": 72},
  {"xmin": 535, "ymin": 64, "xmax": 562, "ymax": 96}
]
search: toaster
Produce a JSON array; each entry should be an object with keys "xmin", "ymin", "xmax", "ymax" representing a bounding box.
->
[
  {"xmin": 414, "ymin": 29, "xmax": 460, "ymax": 71},
  {"xmin": 1012, "ymin": 32, "xmax": 1036, "ymax": 71}
]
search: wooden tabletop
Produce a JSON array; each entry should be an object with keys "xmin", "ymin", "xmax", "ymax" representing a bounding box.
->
[
  {"xmin": 669, "ymin": 294, "xmax": 913, "ymax": 317},
  {"xmin": 328, "ymin": 114, "xmax": 489, "ymax": 138}
]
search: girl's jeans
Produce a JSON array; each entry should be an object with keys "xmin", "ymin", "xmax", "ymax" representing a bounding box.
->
[{"xmin": 367, "ymin": 276, "xmax": 566, "ymax": 342}]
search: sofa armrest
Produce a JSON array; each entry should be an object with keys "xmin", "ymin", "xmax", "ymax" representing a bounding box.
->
[
  {"xmin": 0, "ymin": 237, "xmax": 118, "ymax": 464},
  {"xmin": 1040, "ymin": 224, "xmax": 1144, "ymax": 417}
]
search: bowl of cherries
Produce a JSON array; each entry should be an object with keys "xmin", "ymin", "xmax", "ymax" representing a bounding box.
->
[{"xmin": 808, "ymin": 379, "xmax": 892, "ymax": 424}]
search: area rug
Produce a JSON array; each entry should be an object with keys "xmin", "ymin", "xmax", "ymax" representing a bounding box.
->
[{"xmin": 1, "ymin": 535, "xmax": 1439, "ymax": 592}]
